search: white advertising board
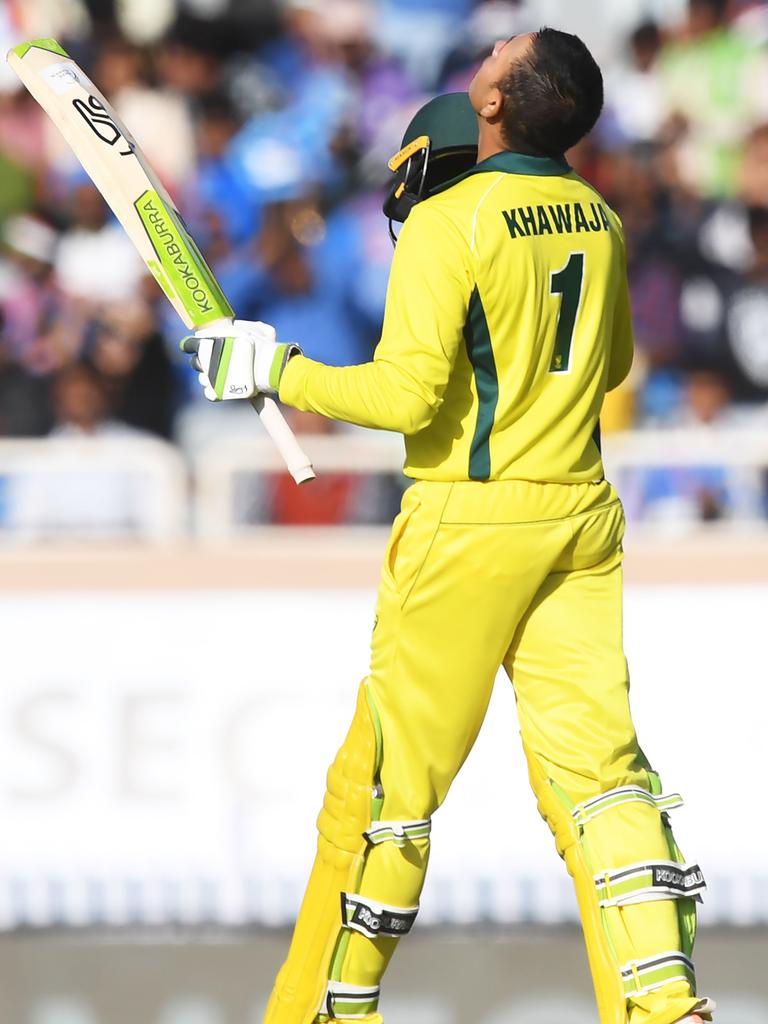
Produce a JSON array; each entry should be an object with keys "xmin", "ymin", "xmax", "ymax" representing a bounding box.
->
[{"xmin": 0, "ymin": 585, "xmax": 764, "ymax": 929}]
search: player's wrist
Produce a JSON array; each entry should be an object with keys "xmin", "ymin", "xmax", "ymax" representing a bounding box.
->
[{"xmin": 263, "ymin": 342, "xmax": 303, "ymax": 393}]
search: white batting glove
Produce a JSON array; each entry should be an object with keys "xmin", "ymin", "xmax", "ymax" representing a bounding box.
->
[{"xmin": 180, "ymin": 319, "xmax": 301, "ymax": 401}]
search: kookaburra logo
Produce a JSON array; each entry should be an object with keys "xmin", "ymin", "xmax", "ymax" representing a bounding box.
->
[{"xmin": 72, "ymin": 95, "xmax": 133, "ymax": 156}]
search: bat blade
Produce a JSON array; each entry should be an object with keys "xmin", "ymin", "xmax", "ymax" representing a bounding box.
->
[
  {"xmin": 7, "ymin": 39, "xmax": 315, "ymax": 484},
  {"xmin": 8, "ymin": 38, "xmax": 232, "ymax": 330}
]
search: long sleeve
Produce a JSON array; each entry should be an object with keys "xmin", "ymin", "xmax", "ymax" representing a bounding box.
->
[{"xmin": 278, "ymin": 202, "xmax": 474, "ymax": 433}]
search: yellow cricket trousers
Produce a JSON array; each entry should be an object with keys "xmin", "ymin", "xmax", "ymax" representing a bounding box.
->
[{"xmin": 264, "ymin": 478, "xmax": 709, "ymax": 1024}]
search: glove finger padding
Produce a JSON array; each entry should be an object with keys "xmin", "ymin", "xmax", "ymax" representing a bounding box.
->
[
  {"xmin": 180, "ymin": 336, "xmax": 209, "ymax": 385},
  {"xmin": 179, "ymin": 319, "xmax": 297, "ymax": 400},
  {"xmin": 198, "ymin": 371, "xmax": 217, "ymax": 402},
  {"xmin": 181, "ymin": 333, "xmax": 256, "ymax": 402},
  {"xmin": 207, "ymin": 336, "xmax": 256, "ymax": 400}
]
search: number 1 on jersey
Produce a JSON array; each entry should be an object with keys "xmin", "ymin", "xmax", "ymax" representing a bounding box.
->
[{"xmin": 549, "ymin": 252, "xmax": 584, "ymax": 373}]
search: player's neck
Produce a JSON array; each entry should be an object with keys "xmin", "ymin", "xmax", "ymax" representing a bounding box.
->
[
  {"xmin": 476, "ymin": 121, "xmax": 507, "ymax": 163},
  {"xmin": 476, "ymin": 122, "xmax": 537, "ymax": 164},
  {"xmin": 476, "ymin": 120, "xmax": 548, "ymax": 164}
]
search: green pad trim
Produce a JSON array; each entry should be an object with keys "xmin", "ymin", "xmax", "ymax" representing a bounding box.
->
[
  {"xmin": 365, "ymin": 685, "xmax": 384, "ymax": 822},
  {"xmin": 328, "ymin": 928, "xmax": 352, "ymax": 985},
  {"xmin": 325, "ymin": 982, "xmax": 380, "ymax": 1019},
  {"xmin": 370, "ymin": 784, "xmax": 384, "ymax": 824},
  {"xmin": 647, "ymin": 770, "xmax": 663, "ymax": 797},
  {"xmin": 573, "ymin": 785, "xmax": 683, "ymax": 828},
  {"xmin": 594, "ymin": 861, "xmax": 706, "ymax": 907},
  {"xmin": 366, "ymin": 686, "xmax": 383, "ymax": 773},
  {"xmin": 548, "ymin": 778, "xmax": 576, "ymax": 811},
  {"xmin": 621, "ymin": 951, "xmax": 696, "ymax": 998},
  {"xmin": 134, "ymin": 189, "xmax": 233, "ymax": 327},
  {"xmin": 11, "ymin": 38, "xmax": 69, "ymax": 59}
]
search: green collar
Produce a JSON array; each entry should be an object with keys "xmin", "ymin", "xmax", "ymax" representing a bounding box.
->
[
  {"xmin": 474, "ymin": 151, "xmax": 570, "ymax": 175},
  {"xmin": 431, "ymin": 150, "xmax": 571, "ymax": 197}
]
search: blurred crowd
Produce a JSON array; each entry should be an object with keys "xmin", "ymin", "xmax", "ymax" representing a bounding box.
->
[{"xmin": 1, "ymin": 0, "xmax": 768, "ymax": 527}]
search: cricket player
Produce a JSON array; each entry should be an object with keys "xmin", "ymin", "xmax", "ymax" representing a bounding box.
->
[{"xmin": 182, "ymin": 28, "xmax": 713, "ymax": 1024}]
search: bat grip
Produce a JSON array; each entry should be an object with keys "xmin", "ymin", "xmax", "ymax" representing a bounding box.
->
[
  {"xmin": 250, "ymin": 394, "xmax": 316, "ymax": 484},
  {"xmin": 202, "ymin": 318, "xmax": 314, "ymax": 484}
]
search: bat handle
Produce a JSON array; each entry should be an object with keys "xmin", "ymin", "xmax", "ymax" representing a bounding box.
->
[
  {"xmin": 250, "ymin": 394, "xmax": 316, "ymax": 484},
  {"xmin": 202, "ymin": 318, "xmax": 314, "ymax": 484}
]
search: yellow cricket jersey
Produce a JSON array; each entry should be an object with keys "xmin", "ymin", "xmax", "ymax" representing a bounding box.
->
[{"xmin": 279, "ymin": 150, "xmax": 634, "ymax": 482}]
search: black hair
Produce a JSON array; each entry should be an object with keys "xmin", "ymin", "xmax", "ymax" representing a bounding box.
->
[
  {"xmin": 497, "ymin": 28, "xmax": 604, "ymax": 158},
  {"xmin": 196, "ymin": 90, "xmax": 240, "ymax": 125},
  {"xmin": 748, "ymin": 204, "xmax": 768, "ymax": 241},
  {"xmin": 631, "ymin": 20, "xmax": 662, "ymax": 53}
]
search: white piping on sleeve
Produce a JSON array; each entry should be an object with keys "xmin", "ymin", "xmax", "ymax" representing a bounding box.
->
[{"xmin": 470, "ymin": 173, "xmax": 505, "ymax": 253}]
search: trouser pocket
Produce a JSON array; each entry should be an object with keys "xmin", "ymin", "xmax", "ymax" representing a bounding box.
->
[{"xmin": 380, "ymin": 483, "xmax": 448, "ymax": 607}]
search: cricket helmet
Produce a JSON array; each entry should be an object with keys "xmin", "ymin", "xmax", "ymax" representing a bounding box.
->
[{"xmin": 383, "ymin": 92, "xmax": 478, "ymax": 232}]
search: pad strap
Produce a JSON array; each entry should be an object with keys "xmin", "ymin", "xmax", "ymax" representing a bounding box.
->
[
  {"xmin": 363, "ymin": 819, "xmax": 431, "ymax": 848},
  {"xmin": 620, "ymin": 951, "xmax": 696, "ymax": 998},
  {"xmin": 324, "ymin": 981, "xmax": 380, "ymax": 1019},
  {"xmin": 573, "ymin": 786, "xmax": 683, "ymax": 827},
  {"xmin": 341, "ymin": 893, "xmax": 418, "ymax": 939},
  {"xmin": 595, "ymin": 861, "xmax": 706, "ymax": 907}
]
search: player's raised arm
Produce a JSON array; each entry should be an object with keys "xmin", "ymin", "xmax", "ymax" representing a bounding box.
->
[
  {"xmin": 183, "ymin": 202, "xmax": 473, "ymax": 434},
  {"xmin": 182, "ymin": 94, "xmax": 478, "ymax": 438},
  {"xmin": 277, "ymin": 201, "xmax": 474, "ymax": 433}
]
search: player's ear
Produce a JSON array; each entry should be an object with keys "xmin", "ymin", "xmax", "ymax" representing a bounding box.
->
[{"xmin": 478, "ymin": 84, "xmax": 503, "ymax": 121}]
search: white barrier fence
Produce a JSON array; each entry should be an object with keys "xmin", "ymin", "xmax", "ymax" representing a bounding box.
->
[
  {"xmin": 0, "ymin": 436, "xmax": 187, "ymax": 542},
  {"xmin": 1, "ymin": 429, "xmax": 767, "ymax": 540},
  {"xmin": 0, "ymin": 583, "xmax": 765, "ymax": 930}
]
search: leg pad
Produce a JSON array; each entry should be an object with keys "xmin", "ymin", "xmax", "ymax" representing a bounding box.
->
[{"xmin": 524, "ymin": 742, "xmax": 709, "ymax": 1024}]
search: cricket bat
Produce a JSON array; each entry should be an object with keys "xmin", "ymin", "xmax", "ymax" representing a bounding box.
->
[{"xmin": 7, "ymin": 38, "xmax": 315, "ymax": 484}]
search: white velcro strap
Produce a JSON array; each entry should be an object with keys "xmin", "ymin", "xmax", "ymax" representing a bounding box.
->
[
  {"xmin": 341, "ymin": 893, "xmax": 418, "ymax": 939},
  {"xmin": 620, "ymin": 950, "xmax": 696, "ymax": 997},
  {"xmin": 363, "ymin": 819, "xmax": 431, "ymax": 847},
  {"xmin": 594, "ymin": 861, "xmax": 706, "ymax": 907},
  {"xmin": 323, "ymin": 981, "xmax": 380, "ymax": 1019},
  {"xmin": 254, "ymin": 336, "xmax": 277, "ymax": 392},
  {"xmin": 573, "ymin": 786, "xmax": 684, "ymax": 827}
]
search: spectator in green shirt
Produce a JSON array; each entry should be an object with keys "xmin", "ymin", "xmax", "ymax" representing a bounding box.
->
[{"xmin": 659, "ymin": 0, "xmax": 768, "ymax": 198}]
